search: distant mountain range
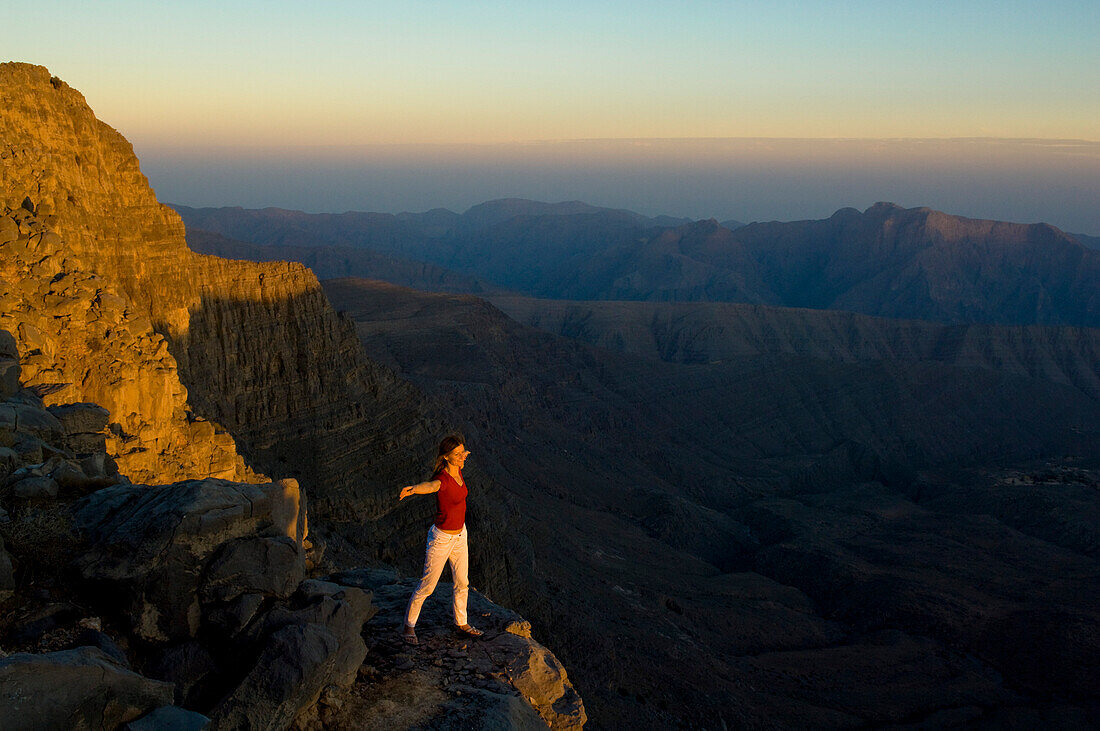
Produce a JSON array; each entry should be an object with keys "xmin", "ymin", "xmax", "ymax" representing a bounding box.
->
[{"xmin": 176, "ymin": 199, "xmax": 1100, "ymax": 328}]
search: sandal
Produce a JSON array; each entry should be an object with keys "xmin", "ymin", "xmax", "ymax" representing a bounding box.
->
[
  {"xmin": 402, "ymin": 624, "xmax": 418, "ymax": 645},
  {"xmin": 456, "ymin": 624, "xmax": 484, "ymax": 637}
]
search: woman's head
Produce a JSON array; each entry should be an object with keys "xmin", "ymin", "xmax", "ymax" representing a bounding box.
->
[{"xmin": 432, "ymin": 434, "xmax": 469, "ymax": 476}]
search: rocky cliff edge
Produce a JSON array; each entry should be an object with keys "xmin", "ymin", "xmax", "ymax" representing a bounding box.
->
[{"xmin": 0, "ymin": 329, "xmax": 584, "ymax": 729}]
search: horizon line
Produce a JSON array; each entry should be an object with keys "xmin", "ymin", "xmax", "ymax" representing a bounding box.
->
[
  {"xmin": 168, "ymin": 198, "xmax": 1100, "ymax": 237},
  {"xmin": 136, "ymin": 136, "xmax": 1100, "ymax": 151}
]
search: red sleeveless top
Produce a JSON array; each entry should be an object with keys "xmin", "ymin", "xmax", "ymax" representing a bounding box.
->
[{"xmin": 434, "ymin": 470, "xmax": 467, "ymax": 530}]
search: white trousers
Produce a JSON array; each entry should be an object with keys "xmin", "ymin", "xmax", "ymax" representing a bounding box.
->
[{"xmin": 403, "ymin": 524, "xmax": 469, "ymax": 627}]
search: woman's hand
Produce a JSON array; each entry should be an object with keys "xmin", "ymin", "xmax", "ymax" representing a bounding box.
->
[{"xmin": 397, "ymin": 480, "xmax": 441, "ymax": 501}]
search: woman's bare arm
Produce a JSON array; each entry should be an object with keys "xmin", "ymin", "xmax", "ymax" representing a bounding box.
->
[{"xmin": 398, "ymin": 480, "xmax": 441, "ymax": 501}]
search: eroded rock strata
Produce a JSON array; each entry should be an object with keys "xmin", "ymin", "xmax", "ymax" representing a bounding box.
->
[
  {"xmin": 0, "ymin": 207, "xmax": 255, "ymax": 483},
  {"xmin": 490, "ymin": 295, "xmax": 1100, "ymax": 399}
]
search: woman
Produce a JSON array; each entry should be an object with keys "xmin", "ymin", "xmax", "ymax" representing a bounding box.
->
[{"xmin": 397, "ymin": 435, "xmax": 484, "ymax": 645}]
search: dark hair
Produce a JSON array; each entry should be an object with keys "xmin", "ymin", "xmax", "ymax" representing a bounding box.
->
[{"xmin": 431, "ymin": 434, "xmax": 465, "ymax": 478}]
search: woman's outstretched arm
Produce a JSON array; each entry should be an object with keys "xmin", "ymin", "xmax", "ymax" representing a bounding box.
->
[{"xmin": 398, "ymin": 480, "xmax": 441, "ymax": 501}]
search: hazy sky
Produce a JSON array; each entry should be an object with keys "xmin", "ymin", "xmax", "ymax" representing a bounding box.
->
[{"xmin": 5, "ymin": 1, "xmax": 1099, "ymax": 231}]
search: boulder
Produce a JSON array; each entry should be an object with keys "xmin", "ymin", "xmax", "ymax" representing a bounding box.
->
[
  {"xmin": 47, "ymin": 459, "xmax": 87, "ymax": 488},
  {"xmin": 47, "ymin": 403, "xmax": 110, "ymax": 456},
  {"xmin": 47, "ymin": 402, "xmax": 110, "ymax": 436},
  {"xmin": 200, "ymin": 536, "xmax": 304, "ymax": 604},
  {"xmin": 0, "ymin": 646, "xmax": 173, "ymax": 731},
  {"xmin": 204, "ymin": 593, "xmax": 267, "ymax": 637},
  {"xmin": 11, "ymin": 436, "xmax": 44, "ymax": 465},
  {"xmin": 496, "ymin": 635, "xmax": 587, "ymax": 730},
  {"xmin": 208, "ymin": 580, "xmax": 374, "ymax": 730},
  {"xmin": 9, "ymin": 402, "xmax": 62, "ymax": 441},
  {"xmin": 207, "ymin": 623, "xmax": 343, "ymax": 731},
  {"xmin": 146, "ymin": 641, "xmax": 220, "ymax": 709},
  {"xmin": 78, "ymin": 451, "xmax": 120, "ymax": 482},
  {"xmin": 249, "ymin": 579, "xmax": 374, "ymax": 684},
  {"xmin": 11, "ymin": 475, "xmax": 59, "ymax": 501},
  {"xmin": 71, "ymin": 478, "xmax": 308, "ymax": 642},
  {"xmin": 123, "ymin": 705, "xmax": 210, "ymax": 731},
  {"xmin": 48, "ymin": 458, "xmax": 116, "ymax": 493}
]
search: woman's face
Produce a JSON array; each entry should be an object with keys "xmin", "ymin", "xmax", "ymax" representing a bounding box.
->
[{"xmin": 446, "ymin": 444, "xmax": 470, "ymax": 469}]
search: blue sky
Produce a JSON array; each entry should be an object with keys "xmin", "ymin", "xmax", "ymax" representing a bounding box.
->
[
  {"xmin": 10, "ymin": 1, "xmax": 1098, "ymax": 144},
  {"xmin": 4, "ymin": 1, "xmax": 1098, "ymax": 230}
]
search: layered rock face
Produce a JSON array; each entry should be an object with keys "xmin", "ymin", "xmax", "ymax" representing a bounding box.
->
[
  {"xmin": 183, "ymin": 226, "xmax": 493, "ymax": 295},
  {"xmin": 0, "ymin": 208, "xmax": 254, "ymax": 483}
]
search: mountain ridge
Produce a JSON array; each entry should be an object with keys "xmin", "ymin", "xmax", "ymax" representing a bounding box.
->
[
  {"xmin": 489, "ymin": 295, "xmax": 1100, "ymax": 399},
  {"xmin": 178, "ymin": 199, "xmax": 1100, "ymax": 327}
]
